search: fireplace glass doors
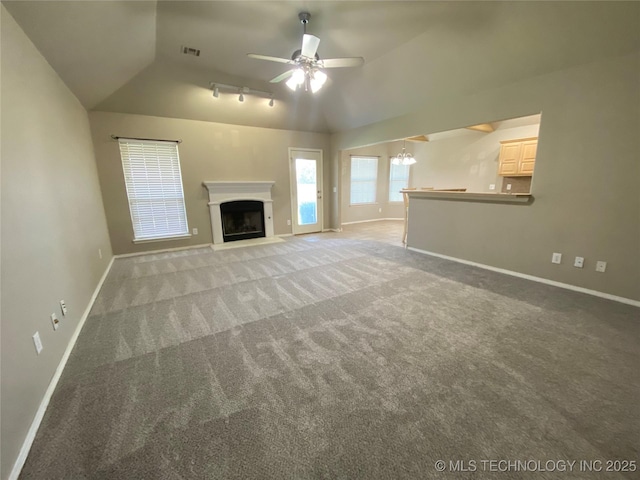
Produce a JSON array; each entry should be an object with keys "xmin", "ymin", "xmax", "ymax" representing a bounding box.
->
[{"xmin": 220, "ymin": 200, "xmax": 266, "ymax": 242}]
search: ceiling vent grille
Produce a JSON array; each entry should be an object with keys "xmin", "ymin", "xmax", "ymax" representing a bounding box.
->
[{"xmin": 181, "ymin": 46, "xmax": 201, "ymax": 57}]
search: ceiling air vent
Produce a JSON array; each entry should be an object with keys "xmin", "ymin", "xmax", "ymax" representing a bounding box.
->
[{"xmin": 181, "ymin": 46, "xmax": 201, "ymax": 57}]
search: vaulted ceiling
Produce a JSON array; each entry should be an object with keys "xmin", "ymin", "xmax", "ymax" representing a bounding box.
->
[{"xmin": 4, "ymin": 1, "xmax": 640, "ymax": 133}]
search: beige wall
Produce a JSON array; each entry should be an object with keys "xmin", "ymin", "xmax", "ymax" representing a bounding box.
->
[
  {"xmin": 0, "ymin": 7, "xmax": 113, "ymax": 479},
  {"xmin": 340, "ymin": 142, "xmax": 410, "ymax": 224},
  {"xmin": 332, "ymin": 52, "xmax": 640, "ymax": 302},
  {"xmin": 88, "ymin": 112, "xmax": 331, "ymax": 254},
  {"xmin": 411, "ymin": 123, "xmax": 540, "ymax": 193}
]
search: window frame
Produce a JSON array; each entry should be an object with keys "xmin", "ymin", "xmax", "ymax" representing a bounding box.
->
[
  {"xmin": 118, "ymin": 138, "xmax": 190, "ymax": 243},
  {"xmin": 349, "ymin": 156, "xmax": 379, "ymax": 206}
]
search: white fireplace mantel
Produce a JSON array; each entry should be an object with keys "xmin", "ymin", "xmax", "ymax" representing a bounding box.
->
[{"xmin": 203, "ymin": 181, "xmax": 275, "ymax": 244}]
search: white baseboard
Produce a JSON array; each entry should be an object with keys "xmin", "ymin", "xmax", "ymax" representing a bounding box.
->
[
  {"xmin": 9, "ymin": 255, "xmax": 116, "ymax": 480},
  {"xmin": 115, "ymin": 243, "xmax": 212, "ymax": 258},
  {"xmin": 278, "ymin": 233, "xmax": 294, "ymax": 238},
  {"xmin": 407, "ymin": 247, "xmax": 640, "ymax": 308},
  {"xmin": 341, "ymin": 218, "xmax": 404, "ymax": 225},
  {"xmin": 322, "ymin": 228, "xmax": 342, "ymax": 232}
]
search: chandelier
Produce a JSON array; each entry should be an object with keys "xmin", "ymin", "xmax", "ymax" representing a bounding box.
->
[{"xmin": 391, "ymin": 139, "xmax": 416, "ymax": 165}]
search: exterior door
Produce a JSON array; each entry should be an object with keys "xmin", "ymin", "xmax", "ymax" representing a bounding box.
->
[{"xmin": 289, "ymin": 148, "xmax": 323, "ymax": 234}]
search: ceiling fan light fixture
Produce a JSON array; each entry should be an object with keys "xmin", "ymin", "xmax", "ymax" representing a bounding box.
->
[
  {"xmin": 286, "ymin": 68, "xmax": 306, "ymax": 91},
  {"xmin": 310, "ymin": 70, "xmax": 327, "ymax": 93},
  {"xmin": 248, "ymin": 12, "xmax": 364, "ymax": 95},
  {"xmin": 286, "ymin": 77, "xmax": 298, "ymax": 91}
]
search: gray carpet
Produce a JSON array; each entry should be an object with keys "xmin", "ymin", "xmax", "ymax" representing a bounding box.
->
[{"xmin": 20, "ymin": 236, "xmax": 640, "ymax": 479}]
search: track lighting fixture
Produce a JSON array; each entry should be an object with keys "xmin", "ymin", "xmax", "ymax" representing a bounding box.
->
[{"xmin": 209, "ymin": 82, "xmax": 273, "ymax": 106}]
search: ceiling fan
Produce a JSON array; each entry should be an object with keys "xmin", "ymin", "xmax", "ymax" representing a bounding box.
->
[{"xmin": 247, "ymin": 12, "xmax": 364, "ymax": 93}]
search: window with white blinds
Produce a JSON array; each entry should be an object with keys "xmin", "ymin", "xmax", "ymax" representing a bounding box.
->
[
  {"xmin": 118, "ymin": 139, "xmax": 189, "ymax": 241},
  {"xmin": 350, "ymin": 156, "xmax": 378, "ymax": 204},
  {"xmin": 389, "ymin": 163, "xmax": 410, "ymax": 202}
]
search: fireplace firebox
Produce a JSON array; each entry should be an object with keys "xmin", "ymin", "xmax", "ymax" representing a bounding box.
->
[{"xmin": 220, "ymin": 200, "xmax": 265, "ymax": 242}]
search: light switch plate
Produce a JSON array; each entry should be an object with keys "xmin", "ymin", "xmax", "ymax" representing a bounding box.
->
[
  {"xmin": 51, "ymin": 313, "xmax": 60, "ymax": 331},
  {"xmin": 596, "ymin": 261, "xmax": 607, "ymax": 273},
  {"xmin": 574, "ymin": 256, "xmax": 584, "ymax": 268},
  {"xmin": 60, "ymin": 300, "xmax": 67, "ymax": 316},
  {"xmin": 551, "ymin": 253, "xmax": 562, "ymax": 264}
]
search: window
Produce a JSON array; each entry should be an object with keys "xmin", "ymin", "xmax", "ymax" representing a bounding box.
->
[
  {"xmin": 350, "ymin": 156, "xmax": 378, "ymax": 204},
  {"xmin": 389, "ymin": 163, "xmax": 410, "ymax": 202},
  {"xmin": 118, "ymin": 139, "xmax": 189, "ymax": 242}
]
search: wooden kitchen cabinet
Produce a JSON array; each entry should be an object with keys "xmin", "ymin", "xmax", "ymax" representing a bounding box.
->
[{"xmin": 498, "ymin": 137, "xmax": 537, "ymax": 176}]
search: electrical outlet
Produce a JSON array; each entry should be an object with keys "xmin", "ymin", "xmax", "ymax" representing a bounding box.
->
[
  {"xmin": 98, "ymin": 248, "xmax": 103, "ymax": 259},
  {"xmin": 574, "ymin": 256, "xmax": 584, "ymax": 268},
  {"xmin": 51, "ymin": 313, "xmax": 60, "ymax": 331},
  {"xmin": 506, "ymin": 183, "xmax": 512, "ymax": 191},
  {"xmin": 287, "ymin": 219, "xmax": 291, "ymax": 226},
  {"xmin": 596, "ymin": 261, "xmax": 607, "ymax": 273},
  {"xmin": 489, "ymin": 184, "xmax": 496, "ymax": 190},
  {"xmin": 333, "ymin": 187, "xmax": 337, "ymax": 193},
  {"xmin": 551, "ymin": 253, "xmax": 562, "ymax": 264},
  {"xmin": 378, "ymin": 207, "xmax": 382, "ymax": 213},
  {"xmin": 33, "ymin": 332, "xmax": 43, "ymax": 354},
  {"xmin": 192, "ymin": 227, "xmax": 198, "ymax": 235},
  {"xmin": 60, "ymin": 300, "xmax": 67, "ymax": 316}
]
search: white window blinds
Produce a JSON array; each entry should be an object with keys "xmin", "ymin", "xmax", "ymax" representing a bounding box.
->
[
  {"xmin": 389, "ymin": 163, "xmax": 410, "ymax": 202},
  {"xmin": 118, "ymin": 139, "xmax": 189, "ymax": 241},
  {"xmin": 350, "ymin": 156, "xmax": 378, "ymax": 204}
]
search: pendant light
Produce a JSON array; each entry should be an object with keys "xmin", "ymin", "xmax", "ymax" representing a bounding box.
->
[{"xmin": 391, "ymin": 139, "xmax": 416, "ymax": 165}]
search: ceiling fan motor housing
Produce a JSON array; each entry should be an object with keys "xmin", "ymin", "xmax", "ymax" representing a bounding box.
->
[
  {"xmin": 298, "ymin": 12, "xmax": 311, "ymax": 24},
  {"xmin": 291, "ymin": 49, "xmax": 320, "ymax": 62}
]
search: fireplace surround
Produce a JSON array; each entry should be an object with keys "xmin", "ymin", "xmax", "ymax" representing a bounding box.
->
[{"xmin": 203, "ymin": 181, "xmax": 275, "ymax": 245}]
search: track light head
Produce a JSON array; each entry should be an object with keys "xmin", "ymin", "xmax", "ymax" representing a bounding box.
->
[
  {"xmin": 238, "ymin": 92, "xmax": 244, "ymax": 102},
  {"xmin": 213, "ymin": 86, "xmax": 219, "ymax": 98},
  {"xmin": 269, "ymin": 96, "xmax": 274, "ymax": 107}
]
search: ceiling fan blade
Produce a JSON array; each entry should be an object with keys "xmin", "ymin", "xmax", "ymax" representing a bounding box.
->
[
  {"xmin": 321, "ymin": 57, "xmax": 365, "ymax": 68},
  {"xmin": 301, "ymin": 34, "xmax": 320, "ymax": 59},
  {"xmin": 270, "ymin": 70, "xmax": 294, "ymax": 83},
  {"xmin": 247, "ymin": 53, "xmax": 292, "ymax": 64}
]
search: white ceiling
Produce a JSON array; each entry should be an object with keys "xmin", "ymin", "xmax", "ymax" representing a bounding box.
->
[{"xmin": 4, "ymin": 1, "xmax": 640, "ymax": 133}]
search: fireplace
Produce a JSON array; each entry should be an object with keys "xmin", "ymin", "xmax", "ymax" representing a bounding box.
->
[
  {"xmin": 220, "ymin": 200, "xmax": 265, "ymax": 242},
  {"xmin": 203, "ymin": 181, "xmax": 275, "ymax": 246}
]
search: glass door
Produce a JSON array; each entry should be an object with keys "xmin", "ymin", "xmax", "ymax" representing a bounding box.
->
[{"xmin": 289, "ymin": 148, "xmax": 323, "ymax": 234}]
